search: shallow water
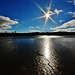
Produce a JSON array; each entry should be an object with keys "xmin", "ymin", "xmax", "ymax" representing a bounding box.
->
[{"xmin": 0, "ymin": 36, "xmax": 75, "ymax": 75}]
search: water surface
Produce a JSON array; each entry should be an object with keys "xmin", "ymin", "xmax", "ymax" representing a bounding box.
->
[{"xmin": 0, "ymin": 36, "xmax": 75, "ymax": 75}]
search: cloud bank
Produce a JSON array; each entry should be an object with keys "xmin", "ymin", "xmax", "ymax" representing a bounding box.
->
[
  {"xmin": 0, "ymin": 16, "xmax": 18, "ymax": 29},
  {"xmin": 50, "ymin": 19, "xmax": 75, "ymax": 32},
  {"xmin": 53, "ymin": 28, "xmax": 75, "ymax": 32}
]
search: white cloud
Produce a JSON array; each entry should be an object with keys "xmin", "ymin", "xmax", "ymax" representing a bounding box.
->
[
  {"xmin": 36, "ymin": 26, "xmax": 40, "ymax": 28},
  {"xmin": 47, "ymin": 7, "xmax": 63, "ymax": 16},
  {"xmin": 50, "ymin": 19, "xmax": 75, "ymax": 30},
  {"xmin": 47, "ymin": 7, "xmax": 54, "ymax": 13},
  {"xmin": 14, "ymin": 18, "xmax": 19, "ymax": 21},
  {"xmin": 29, "ymin": 26, "xmax": 40, "ymax": 29},
  {"xmin": 59, "ymin": 20, "xmax": 65, "ymax": 22},
  {"xmin": 68, "ymin": 11, "xmax": 75, "ymax": 17},
  {"xmin": 50, "ymin": 19, "xmax": 75, "ymax": 32},
  {"xmin": 29, "ymin": 27, "xmax": 34, "ymax": 28},
  {"xmin": 67, "ymin": 0, "xmax": 75, "ymax": 5},
  {"xmin": 68, "ymin": 12, "xmax": 73, "ymax": 14},
  {"xmin": 54, "ymin": 9, "xmax": 63, "ymax": 15},
  {"xmin": 0, "ymin": 15, "xmax": 18, "ymax": 29},
  {"xmin": 53, "ymin": 28, "xmax": 75, "ymax": 32},
  {"xmin": 29, "ymin": 29, "xmax": 40, "ymax": 32}
]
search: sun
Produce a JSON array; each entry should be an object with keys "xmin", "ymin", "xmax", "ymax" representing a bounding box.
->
[
  {"xmin": 34, "ymin": 0, "xmax": 56, "ymax": 26},
  {"xmin": 45, "ymin": 13, "xmax": 50, "ymax": 18}
]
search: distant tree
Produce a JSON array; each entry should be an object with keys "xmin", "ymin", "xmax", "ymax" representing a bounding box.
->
[
  {"xmin": 15, "ymin": 31, "xmax": 16, "ymax": 33},
  {"xmin": 5, "ymin": 31, "xmax": 7, "ymax": 33},
  {"xmin": 12, "ymin": 32, "xmax": 14, "ymax": 33}
]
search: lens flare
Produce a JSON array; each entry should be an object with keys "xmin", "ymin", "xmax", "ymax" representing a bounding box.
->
[
  {"xmin": 45, "ymin": 13, "xmax": 49, "ymax": 18},
  {"xmin": 34, "ymin": 0, "xmax": 56, "ymax": 26}
]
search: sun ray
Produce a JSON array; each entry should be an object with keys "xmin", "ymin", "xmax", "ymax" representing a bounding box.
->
[
  {"xmin": 48, "ymin": 16, "xmax": 56, "ymax": 24},
  {"xmin": 50, "ymin": 13, "xmax": 56, "ymax": 16},
  {"xmin": 34, "ymin": 15, "xmax": 45, "ymax": 20},
  {"xmin": 44, "ymin": 17, "xmax": 48, "ymax": 26},
  {"xmin": 37, "ymin": 5, "xmax": 47, "ymax": 15},
  {"xmin": 33, "ymin": 0, "xmax": 56, "ymax": 26},
  {"xmin": 48, "ymin": 0, "xmax": 52, "ymax": 12},
  {"xmin": 34, "ymin": 0, "xmax": 46, "ymax": 14}
]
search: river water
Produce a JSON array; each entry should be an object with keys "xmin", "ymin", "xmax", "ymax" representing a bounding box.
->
[{"xmin": 0, "ymin": 36, "xmax": 75, "ymax": 75}]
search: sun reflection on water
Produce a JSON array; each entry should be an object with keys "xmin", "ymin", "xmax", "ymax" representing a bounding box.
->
[
  {"xmin": 44, "ymin": 38, "xmax": 50, "ymax": 59},
  {"xmin": 34, "ymin": 36, "xmax": 59, "ymax": 74},
  {"xmin": 38, "ymin": 35, "xmax": 64, "ymax": 38}
]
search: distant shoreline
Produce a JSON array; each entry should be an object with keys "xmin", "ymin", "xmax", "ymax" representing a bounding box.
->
[{"xmin": 0, "ymin": 32, "xmax": 75, "ymax": 36}]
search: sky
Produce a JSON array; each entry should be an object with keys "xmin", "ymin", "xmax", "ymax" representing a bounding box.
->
[{"xmin": 0, "ymin": 0, "xmax": 75, "ymax": 33}]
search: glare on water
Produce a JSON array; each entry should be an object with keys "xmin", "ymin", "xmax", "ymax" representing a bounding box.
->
[{"xmin": 0, "ymin": 36, "xmax": 75, "ymax": 75}]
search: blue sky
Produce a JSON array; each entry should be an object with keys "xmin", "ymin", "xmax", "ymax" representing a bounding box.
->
[{"xmin": 0, "ymin": 0, "xmax": 75, "ymax": 33}]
